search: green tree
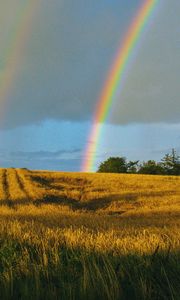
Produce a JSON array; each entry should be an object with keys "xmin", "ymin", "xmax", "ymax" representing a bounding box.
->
[
  {"xmin": 98, "ymin": 157, "xmax": 127, "ymax": 173},
  {"xmin": 161, "ymin": 149, "xmax": 180, "ymax": 175},
  {"xmin": 97, "ymin": 149, "xmax": 180, "ymax": 175},
  {"xmin": 138, "ymin": 160, "xmax": 164, "ymax": 175},
  {"xmin": 127, "ymin": 160, "xmax": 139, "ymax": 173}
]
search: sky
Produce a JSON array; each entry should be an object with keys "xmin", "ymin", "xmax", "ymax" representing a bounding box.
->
[{"xmin": 0, "ymin": 0, "xmax": 179, "ymax": 171}]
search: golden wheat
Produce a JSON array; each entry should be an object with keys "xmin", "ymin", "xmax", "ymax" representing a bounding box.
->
[{"xmin": 0, "ymin": 168, "xmax": 179, "ymax": 299}]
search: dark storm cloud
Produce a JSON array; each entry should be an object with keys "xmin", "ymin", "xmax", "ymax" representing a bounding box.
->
[{"xmin": 0, "ymin": 0, "xmax": 179, "ymax": 129}]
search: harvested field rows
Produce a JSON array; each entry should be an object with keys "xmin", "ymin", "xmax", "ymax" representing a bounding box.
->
[
  {"xmin": 0, "ymin": 168, "xmax": 179, "ymax": 215},
  {"xmin": 0, "ymin": 168, "xmax": 179, "ymax": 299},
  {"xmin": 0, "ymin": 169, "xmax": 8, "ymax": 201}
]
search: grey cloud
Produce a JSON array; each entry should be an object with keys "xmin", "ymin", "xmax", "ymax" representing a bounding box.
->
[
  {"xmin": 0, "ymin": 149, "xmax": 82, "ymax": 171},
  {"xmin": 9, "ymin": 149, "xmax": 82, "ymax": 160},
  {"xmin": 110, "ymin": 1, "xmax": 180, "ymax": 124},
  {"xmin": 0, "ymin": 0, "xmax": 179, "ymax": 128}
]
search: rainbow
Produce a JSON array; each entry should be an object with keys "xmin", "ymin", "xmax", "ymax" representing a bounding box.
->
[
  {"xmin": 82, "ymin": 0, "xmax": 159, "ymax": 172},
  {"xmin": 0, "ymin": 0, "xmax": 39, "ymax": 119}
]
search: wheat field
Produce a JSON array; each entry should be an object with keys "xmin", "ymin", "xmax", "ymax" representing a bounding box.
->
[{"xmin": 0, "ymin": 168, "xmax": 179, "ymax": 299}]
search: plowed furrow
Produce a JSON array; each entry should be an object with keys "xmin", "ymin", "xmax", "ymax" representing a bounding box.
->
[
  {"xmin": 1, "ymin": 169, "xmax": 13, "ymax": 206},
  {"xmin": 18, "ymin": 169, "xmax": 46, "ymax": 201},
  {"xmin": 7, "ymin": 169, "xmax": 28, "ymax": 202},
  {"xmin": 14, "ymin": 169, "xmax": 30, "ymax": 200},
  {"xmin": 2, "ymin": 169, "xmax": 10, "ymax": 200}
]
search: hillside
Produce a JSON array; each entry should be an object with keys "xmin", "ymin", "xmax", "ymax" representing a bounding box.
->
[{"xmin": 0, "ymin": 168, "xmax": 179, "ymax": 299}]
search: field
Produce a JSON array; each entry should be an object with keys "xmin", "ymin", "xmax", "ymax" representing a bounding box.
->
[{"xmin": 0, "ymin": 168, "xmax": 179, "ymax": 299}]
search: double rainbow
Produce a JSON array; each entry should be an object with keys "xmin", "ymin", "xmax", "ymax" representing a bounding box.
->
[
  {"xmin": 0, "ymin": 0, "xmax": 39, "ymax": 117},
  {"xmin": 82, "ymin": 0, "xmax": 158, "ymax": 172}
]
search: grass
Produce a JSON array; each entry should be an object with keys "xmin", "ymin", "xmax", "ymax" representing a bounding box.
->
[{"xmin": 0, "ymin": 168, "xmax": 179, "ymax": 299}]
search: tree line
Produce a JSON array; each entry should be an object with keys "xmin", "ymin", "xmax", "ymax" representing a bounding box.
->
[{"xmin": 97, "ymin": 149, "xmax": 180, "ymax": 175}]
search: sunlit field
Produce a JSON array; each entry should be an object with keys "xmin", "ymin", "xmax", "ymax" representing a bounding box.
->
[{"xmin": 0, "ymin": 168, "xmax": 179, "ymax": 299}]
